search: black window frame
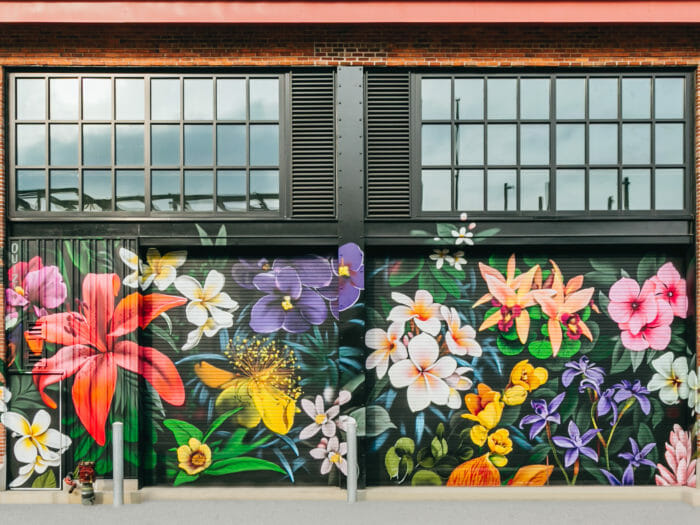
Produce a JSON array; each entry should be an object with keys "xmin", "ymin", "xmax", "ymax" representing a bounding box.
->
[
  {"xmin": 411, "ymin": 69, "xmax": 695, "ymax": 220},
  {"xmin": 8, "ymin": 70, "xmax": 291, "ymax": 220}
]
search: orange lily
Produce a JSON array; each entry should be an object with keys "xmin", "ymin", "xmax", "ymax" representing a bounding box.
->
[{"xmin": 531, "ymin": 260, "xmax": 595, "ymax": 357}]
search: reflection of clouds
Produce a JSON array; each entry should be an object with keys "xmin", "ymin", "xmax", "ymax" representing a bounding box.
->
[
  {"xmin": 555, "ymin": 78, "xmax": 585, "ymax": 118},
  {"xmin": 421, "ymin": 78, "xmax": 451, "ymax": 119},
  {"xmin": 487, "ymin": 169, "xmax": 516, "ymax": 211},
  {"xmin": 655, "ymin": 123, "xmax": 683, "ymax": 164},
  {"xmin": 17, "ymin": 125, "xmax": 46, "ymax": 165},
  {"xmin": 622, "ymin": 123, "xmax": 650, "ymax": 163},
  {"xmin": 556, "ymin": 169, "xmax": 585, "ymax": 211},
  {"xmin": 456, "ymin": 124, "xmax": 483, "ymax": 165},
  {"xmin": 556, "ymin": 124, "xmax": 585, "ymax": 164},
  {"xmin": 457, "ymin": 169, "xmax": 484, "ymax": 211},
  {"xmin": 520, "ymin": 124, "xmax": 549, "ymax": 165},
  {"xmin": 50, "ymin": 78, "xmax": 79, "ymax": 118},
  {"xmin": 589, "ymin": 170, "xmax": 618, "ymax": 211},
  {"xmin": 486, "ymin": 78, "xmax": 517, "ymax": 119},
  {"xmin": 622, "ymin": 78, "xmax": 651, "ymax": 118},
  {"xmin": 250, "ymin": 78, "xmax": 280, "ymax": 119},
  {"xmin": 622, "ymin": 169, "xmax": 650, "ymax": 210},
  {"xmin": 487, "ymin": 124, "xmax": 516, "ymax": 164},
  {"xmin": 589, "ymin": 124, "xmax": 617, "ymax": 164},
  {"xmin": 520, "ymin": 169, "xmax": 549, "ymax": 211},
  {"xmin": 422, "ymin": 124, "xmax": 450, "ymax": 165},
  {"xmin": 421, "ymin": 170, "xmax": 450, "ymax": 211}
]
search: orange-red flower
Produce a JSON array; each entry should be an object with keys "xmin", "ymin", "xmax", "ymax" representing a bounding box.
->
[
  {"xmin": 32, "ymin": 273, "xmax": 186, "ymax": 445},
  {"xmin": 447, "ymin": 454, "xmax": 500, "ymax": 486},
  {"xmin": 509, "ymin": 465, "xmax": 553, "ymax": 486}
]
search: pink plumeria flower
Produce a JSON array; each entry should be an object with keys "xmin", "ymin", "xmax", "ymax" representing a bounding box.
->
[
  {"xmin": 388, "ymin": 290, "xmax": 442, "ymax": 336},
  {"xmin": 619, "ymin": 300, "xmax": 673, "ymax": 351},
  {"xmin": 655, "ymin": 424, "xmax": 696, "ymax": 487},
  {"xmin": 607, "ymin": 277, "xmax": 658, "ymax": 335},
  {"xmin": 299, "ymin": 395, "xmax": 341, "ymax": 440},
  {"xmin": 365, "ymin": 323, "xmax": 408, "ymax": 379},
  {"xmin": 651, "ymin": 262, "xmax": 688, "ymax": 319},
  {"xmin": 440, "ymin": 306, "xmax": 482, "ymax": 357},
  {"xmin": 445, "ymin": 367, "xmax": 474, "ymax": 409},
  {"xmin": 388, "ymin": 332, "xmax": 457, "ymax": 412},
  {"xmin": 310, "ymin": 436, "xmax": 348, "ymax": 476}
]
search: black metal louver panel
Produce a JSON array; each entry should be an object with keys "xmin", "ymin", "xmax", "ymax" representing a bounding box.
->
[
  {"xmin": 290, "ymin": 71, "xmax": 336, "ymax": 218},
  {"xmin": 366, "ymin": 72, "xmax": 411, "ymax": 218}
]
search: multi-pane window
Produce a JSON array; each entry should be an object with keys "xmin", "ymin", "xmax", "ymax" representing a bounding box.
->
[
  {"xmin": 12, "ymin": 73, "xmax": 283, "ymax": 215},
  {"xmin": 418, "ymin": 73, "xmax": 689, "ymax": 214}
]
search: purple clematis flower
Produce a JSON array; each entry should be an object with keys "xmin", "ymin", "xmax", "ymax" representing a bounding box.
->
[
  {"xmin": 562, "ymin": 356, "xmax": 606, "ymax": 392},
  {"xmin": 6, "ymin": 256, "xmax": 67, "ymax": 317},
  {"xmin": 552, "ymin": 421, "xmax": 601, "ymax": 467},
  {"xmin": 519, "ymin": 392, "xmax": 565, "ymax": 440},
  {"xmin": 600, "ymin": 468, "xmax": 634, "ymax": 486},
  {"xmin": 597, "ymin": 387, "xmax": 619, "ymax": 423},
  {"xmin": 249, "ymin": 257, "xmax": 332, "ymax": 334},
  {"xmin": 613, "ymin": 379, "xmax": 651, "ymax": 415},
  {"xmin": 334, "ymin": 243, "xmax": 364, "ymax": 312}
]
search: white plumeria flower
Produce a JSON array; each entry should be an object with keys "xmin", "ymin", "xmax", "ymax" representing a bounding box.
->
[
  {"xmin": 140, "ymin": 248, "xmax": 187, "ymax": 291},
  {"xmin": 445, "ymin": 366, "xmax": 474, "ymax": 409},
  {"xmin": 10, "ymin": 453, "xmax": 61, "ymax": 488},
  {"xmin": 446, "ymin": 251, "xmax": 467, "ymax": 271},
  {"xmin": 175, "ymin": 270, "xmax": 238, "ymax": 351},
  {"xmin": 648, "ymin": 352, "xmax": 689, "ymax": 405},
  {"xmin": 0, "ymin": 385, "xmax": 11, "ymax": 412},
  {"xmin": 687, "ymin": 370, "xmax": 699, "ymax": 415},
  {"xmin": 440, "ymin": 306, "xmax": 482, "ymax": 357},
  {"xmin": 1, "ymin": 410, "xmax": 71, "ymax": 465},
  {"xmin": 388, "ymin": 332, "xmax": 457, "ymax": 412},
  {"xmin": 310, "ymin": 436, "xmax": 348, "ymax": 476},
  {"xmin": 365, "ymin": 322, "xmax": 408, "ymax": 379},
  {"xmin": 451, "ymin": 226, "xmax": 474, "ymax": 246},
  {"xmin": 299, "ymin": 395, "xmax": 341, "ymax": 440},
  {"xmin": 388, "ymin": 290, "xmax": 442, "ymax": 336},
  {"xmin": 429, "ymin": 249, "xmax": 450, "ymax": 270},
  {"xmin": 118, "ymin": 247, "xmax": 140, "ymax": 289}
]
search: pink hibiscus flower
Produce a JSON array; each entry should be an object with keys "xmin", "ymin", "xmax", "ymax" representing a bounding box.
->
[
  {"xmin": 607, "ymin": 277, "xmax": 657, "ymax": 335},
  {"xmin": 619, "ymin": 300, "xmax": 673, "ymax": 351},
  {"xmin": 650, "ymin": 262, "xmax": 688, "ymax": 319}
]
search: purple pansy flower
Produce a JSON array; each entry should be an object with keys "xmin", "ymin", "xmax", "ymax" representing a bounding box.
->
[
  {"xmin": 519, "ymin": 392, "xmax": 565, "ymax": 440},
  {"xmin": 562, "ymin": 356, "xmax": 606, "ymax": 392},
  {"xmin": 6, "ymin": 256, "xmax": 67, "ymax": 317},
  {"xmin": 249, "ymin": 257, "xmax": 332, "ymax": 334},
  {"xmin": 552, "ymin": 421, "xmax": 601, "ymax": 467},
  {"xmin": 613, "ymin": 379, "xmax": 651, "ymax": 415},
  {"xmin": 600, "ymin": 468, "xmax": 634, "ymax": 486},
  {"xmin": 596, "ymin": 388, "xmax": 619, "ymax": 423},
  {"xmin": 334, "ymin": 243, "xmax": 364, "ymax": 312}
]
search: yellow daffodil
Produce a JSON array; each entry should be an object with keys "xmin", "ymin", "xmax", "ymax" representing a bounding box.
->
[
  {"xmin": 447, "ymin": 454, "xmax": 500, "ymax": 486},
  {"xmin": 462, "ymin": 384, "xmax": 504, "ymax": 430},
  {"xmin": 470, "ymin": 425, "xmax": 489, "ymax": 446},
  {"xmin": 503, "ymin": 385, "xmax": 528, "ymax": 406},
  {"xmin": 487, "ymin": 428, "xmax": 513, "ymax": 457},
  {"xmin": 177, "ymin": 438, "xmax": 212, "ymax": 475},
  {"xmin": 510, "ymin": 359, "xmax": 548, "ymax": 392},
  {"xmin": 509, "ymin": 464, "xmax": 554, "ymax": 486}
]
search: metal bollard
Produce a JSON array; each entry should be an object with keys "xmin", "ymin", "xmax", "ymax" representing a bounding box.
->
[
  {"xmin": 346, "ymin": 418, "xmax": 358, "ymax": 503},
  {"xmin": 113, "ymin": 422, "xmax": 124, "ymax": 507}
]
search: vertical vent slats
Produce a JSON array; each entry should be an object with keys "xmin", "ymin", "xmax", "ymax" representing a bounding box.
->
[
  {"xmin": 291, "ymin": 71, "xmax": 336, "ymax": 218},
  {"xmin": 366, "ymin": 72, "xmax": 411, "ymax": 218}
]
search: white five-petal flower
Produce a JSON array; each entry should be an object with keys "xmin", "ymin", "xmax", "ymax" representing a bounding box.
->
[
  {"xmin": 388, "ymin": 290, "xmax": 442, "ymax": 336},
  {"xmin": 446, "ymin": 251, "xmax": 467, "ymax": 271},
  {"xmin": 365, "ymin": 322, "xmax": 408, "ymax": 379},
  {"xmin": 299, "ymin": 395, "xmax": 341, "ymax": 440},
  {"xmin": 445, "ymin": 366, "xmax": 474, "ymax": 409},
  {"xmin": 140, "ymin": 248, "xmax": 187, "ymax": 291},
  {"xmin": 686, "ymin": 370, "xmax": 699, "ymax": 415},
  {"xmin": 118, "ymin": 247, "xmax": 141, "ymax": 289},
  {"xmin": 647, "ymin": 352, "xmax": 689, "ymax": 405},
  {"xmin": 388, "ymin": 332, "xmax": 457, "ymax": 412},
  {"xmin": 451, "ymin": 226, "xmax": 475, "ymax": 246},
  {"xmin": 440, "ymin": 306, "xmax": 482, "ymax": 357},
  {"xmin": 0, "ymin": 385, "xmax": 11, "ymax": 413},
  {"xmin": 10, "ymin": 453, "xmax": 61, "ymax": 488},
  {"xmin": 429, "ymin": 249, "xmax": 450, "ymax": 269},
  {"xmin": 309, "ymin": 436, "xmax": 348, "ymax": 476}
]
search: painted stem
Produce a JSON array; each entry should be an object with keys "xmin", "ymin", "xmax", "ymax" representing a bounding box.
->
[
  {"xmin": 546, "ymin": 422, "xmax": 571, "ymax": 485},
  {"xmin": 606, "ymin": 399, "xmax": 636, "ymax": 462}
]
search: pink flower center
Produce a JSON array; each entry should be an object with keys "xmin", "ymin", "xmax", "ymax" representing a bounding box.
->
[{"xmin": 630, "ymin": 301, "xmax": 639, "ymax": 311}]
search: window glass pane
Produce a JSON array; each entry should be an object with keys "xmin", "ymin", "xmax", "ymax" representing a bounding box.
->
[
  {"xmin": 421, "ymin": 78, "xmax": 451, "ymax": 120},
  {"xmin": 421, "ymin": 169, "xmax": 451, "ymax": 211},
  {"xmin": 16, "ymin": 124, "xmax": 46, "ymax": 165},
  {"xmin": 50, "ymin": 124, "xmax": 78, "ymax": 166},
  {"xmin": 588, "ymin": 78, "xmax": 618, "ymax": 119},
  {"xmin": 487, "ymin": 78, "xmax": 516, "ymax": 120},
  {"xmin": 487, "ymin": 124, "xmax": 516, "ymax": 165},
  {"xmin": 422, "ymin": 124, "xmax": 450, "ymax": 165},
  {"xmin": 655, "ymin": 78, "xmax": 684, "ymax": 119},
  {"xmin": 621, "ymin": 169, "xmax": 650, "ymax": 210},
  {"xmin": 487, "ymin": 170, "xmax": 516, "ymax": 211},
  {"xmin": 250, "ymin": 124, "xmax": 279, "ymax": 166},
  {"xmin": 217, "ymin": 124, "xmax": 246, "ymax": 165},
  {"xmin": 655, "ymin": 168, "xmax": 683, "ymax": 210},
  {"xmin": 115, "ymin": 78, "xmax": 144, "ymax": 120},
  {"xmin": 217, "ymin": 79, "xmax": 246, "ymax": 120},
  {"xmin": 520, "ymin": 124, "xmax": 549, "ymax": 165},
  {"xmin": 454, "ymin": 79, "xmax": 483, "ymax": 120},
  {"xmin": 82, "ymin": 78, "xmax": 111, "ymax": 120},
  {"xmin": 83, "ymin": 124, "xmax": 111, "ymax": 165},
  {"xmin": 83, "ymin": 170, "xmax": 112, "ymax": 212},
  {"xmin": 556, "ymin": 78, "xmax": 585, "ymax": 119},
  {"xmin": 250, "ymin": 78, "xmax": 279, "ymax": 120},
  {"xmin": 249, "ymin": 170, "xmax": 279, "ymax": 211},
  {"xmin": 151, "ymin": 124, "xmax": 180, "ymax": 166},
  {"xmin": 520, "ymin": 169, "xmax": 550, "ymax": 211},
  {"xmin": 655, "ymin": 123, "xmax": 683, "ymax": 164},
  {"xmin": 184, "ymin": 170, "xmax": 213, "ymax": 211},
  {"xmin": 217, "ymin": 170, "xmax": 246, "ymax": 211},
  {"xmin": 184, "ymin": 124, "xmax": 213, "ymax": 166},
  {"xmin": 520, "ymin": 78, "xmax": 549, "ymax": 120},
  {"xmin": 115, "ymin": 170, "xmax": 145, "ymax": 211},
  {"xmin": 556, "ymin": 124, "xmax": 585, "ymax": 165},
  {"xmin": 50, "ymin": 169, "xmax": 78, "ymax": 211},
  {"xmin": 184, "ymin": 78, "xmax": 213, "ymax": 120},
  {"xmin": 622, "ymin": 78, "xmax": 651, "ymax": 119},
  {"xmin": 17, "ymin": 78, "xmax": 46, "ymax": 120},
  {"xmin": 49, "ymin": 78, "xmax": 79, "ymax": 120},
  {"xmin": 589, "ymin": 124, "xmax": 618, "ymax": 165},
  {"xmin": 556, "ymin": 169, "xmax": 585, "ymax": 211},
  {"xmin": 152, "ymin": 170, "xmax": 181, "ymax": 212},
  {"xmin": 589, "ymin": 169, "xmax": 618, "ymax": 211},
  {"xmin": 455, "ymin": 124, "xmax": 483, "ymax": 165},
  {"xmin": 151, "ymin": 79, "xmax": 181, "ymax": 120},
  {"xmin": 16, "ymin": 170, "xmax": 46, "ymax": 211},
  {"xmin": 622, "ymin": 124, "xmax": 650, "ymax": 164},
  {"xmin": 116, "ymin": 124, "xmax": 144, "ymax": 165},
  {"xmin": 457, "ymin": 169, "xmax": 484, "ymax": 211}
]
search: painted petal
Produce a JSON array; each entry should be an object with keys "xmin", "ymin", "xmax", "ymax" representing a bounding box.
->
[
  {"xmin": 415, "ymin": 316, "xmax": 441, "ymax": 337},
  {"xmin": 423, "ymin": 373, "xmax": 450, "ymax": 407},
  {"xmin": 297, "ymin": 289, "xmax": 328, "ymax": 325},
  {"xmin": 1, "ymin": 411, "xmax": 31, "ymax": 436},
  {"xmin": 119, "ymin": 247, "xmax": 140, "ymax": 270},
  {"xmin": 390, "ymin": 292, "xmax": 414, "ymax": 308},
  {"xmin": 388, "ymin": 359, "xmax": 420, "ymax": 389},
  {"xmin": 579, "ymin": 446, "xmax": 598, "ymax": 463},
  {"xmin": 532, "ymin": 291, "xmax": 558, "ymax": 318},
  {"xmin": 366, "ymin": 349, "xmax": 390, "ymax": 378},
  {"xmin": 109, "ymin": 292, "xmax": 186, "ymax": 338},
  {"xmin": 281, "ymin": 308, "xmax": 311, "ymax": 334},
  {"xmin": 41, "ymin": 428, "xmax": 70, "ymax": 451},
  {"xmin": 338, "ymin": 281, "xmax": 361, "ymax": 312},
  {"xmin": 658, "ymin": 385, "xmax": 679, "ymax": 405},
  {"xmin": 301, "ymin": 398, "xmax": 317, "ymax": 418},
  {"xmin": 405, "ymin": 376, "xmax": 431, "ymax": 412},
  {"xmin": 35, "ymin": 312, "xmax": 94, "ymax": 350},
  {"xmin": 516, "ymin": 310, "xmax": 530, "ymax": 345},
  {"xmin": 320, "ymin": 459, "xmax": 332, "ymax": 475},
  {"xmin": 365, "ymin": 328, "xmax": 389, "ymax": 351},
  {"xmin": 339, "ymin": 243, "xmax": 364, "ymax": 271},
  {"xmin": 206, "ymin": 304, "xmax": 234, "ymax": 328},
  {"xmin": 621, "ymin": 329, "xmax": 649, "ymax": 352},
  {"xmin": 414, "ymin": 290, "xmax": 435, "ymax": 308},
  {"xmin": 182, "ymin": 326, "xmax": 205, "ymax": 351},
  {"xmin": 9, "ymin": 463, "xmax": 35, "ymax": 488},
  {"xmin": 72, "ymin": 353, "xmax": 117, "ymax": 446},
  {"xmin": 608, "ymin": 278, "xmax": 640, "ymax": 303},
  {"xmin": 387, "ymin": 305, "xmax": 412, "ymax": 324},
  {"xmin": 428, "ymin": 356, "xmax": 457, "ymax": 379},
  {"xmin": 160, "ymin": 250, "xmax": 187, "ymax": 269},
  {"xmin": 484, "ymin": 275, "xmax": 516, "ymax": 306},
  {"xmin": 249, "ymin": 295, "xmax": 285, "ymax": 333},
  {"xmin": 647, "ymin": 373, "xmax": 667, "ymax": 393},
  {"xmin": 563, "ymin": 287, "xmax": 595, "ymax": 313},
  {"xmin": 528, "ymin": 420, "xmax": 547, "ymax": 440},
  {"xmin": 252, "ymin": 272, "xmax": 278, "ymax": 294},
  {"xmin": 294, "ymin": 256, "xmax": 333, "ymax": 289},
  {"xmin": 309, "ymin": 447, "xmax": 327, "ymax": 460},
  {"xmin": 201, "ymin": 270, "xmax": 226, "ymax": 301},
  {"xmin": 564, "ymin": 275, "xmax": 584, "ymax": 295},
  {"xmin": 321, "ymin": 419, "xmax": 337, "ymax": 438},
  {"xmin": 34, "ymin": 344, "xmax": 99, "ymax": 409},
  {"xmin": 81, "ymin": 273, "xmax": 120, "ymax": 350},
  {"xmin": 249, "ymin": 382, "xmax": 296, "ymax": 435},
  {"xmin": 30, "ymin": 409, "xmax": 51, "ymax": 435},
  {"xmin": 299, "ymin": 423, "xmax": 321, "ymax": 440},
  {"xmin": 479, "ymin": 309, "xmax": 502, "ymax": 331},
  {"xmin": 646, "ymin": 324, "xmax": 671, "ymax": 351},
  {"xmin": 275, "ymin": 266, "xmax": 303, "ymax": 299},
  {"xmin": 26, "ymin": 266, "xmax": 67, "ymax": 310},
  {"xmin": 186, "ymin": 301, "xmax": 209, "ymax": 327},
  {"xmin": 153, "ymin": 265, "xmax": 177, "ymax": 291},
  {"xmin": 122, "ymin": 272, "xmax": 139, "ymax": 289},
  {"xmin": 671, "ymin": 357, "xmax": 688, "ymax": 381},
  {"xmin": 407, "ymin": 333, "xmax": 439, "ymax": 370},
  {"xmin": 563, "ymin": 448, "xmax": 579, "ymax": 468},
  {"xmin": 174, "ymin": 275, "xmax": 203, "ymax": 301},
  {"xmin": 548, "ymin": 318, "xmax": 563, "ymax": 357},
  {"xmin": 651, "ymin": 352, "xmax": 674, "ymax": 377}
]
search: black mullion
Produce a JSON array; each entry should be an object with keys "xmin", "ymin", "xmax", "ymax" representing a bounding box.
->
[
  {"xmin": 45, "ymin": 77, "xmax": 51, "ymax": 210},
  {"xmin": 144, "ymin": 75, "xmax": 152, "ymax": 215},
  {"xmin": 650, "ymin": 74, "xmax": 656, "ymax": 210},
  {"xmin": 515, "ymin": 76, "xmax": 521, "ymax": 212},
  {"xmin": 246, "ymin": 76, "xmax": 251, "ymax": 211},
  {"xmin": 483, "ymin": 76, "xmax": 488, "ymax": 211},
  {"xmin": 617, "ymin": 76, "xmax": 623, "ymax": 211},
  {"xmin": 584, "ymin": 74, "xmax": 589, "ymax": 212},
  {"xmin": 451, "ymin": 76, "xmax": 456, "ymax": 212},
  {"xmin": 549, "ymin": 74, "xmax": 556, "ymax": 212},
  {"xmin": 213, "ymin": 76, "xmax": 219, "ymax": 213}
]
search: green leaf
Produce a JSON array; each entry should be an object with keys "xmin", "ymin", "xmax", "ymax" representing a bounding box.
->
[
  {"xmin": 610, "ymin": 339, "xmax": 631, "ymax": 374},
  {"xmin": 429, "ymin": 263, "xmax": 461, "ymax": 299},
  {"xmin": 411, "ymin": 470, "xmax": 443, "ymax": 486},
  {"xmin": 417, "ymin": 447, "xmax": 435, "ymax": 468},
  {"xmin": 650, "ymin": 398, "xmax": 664, "ymax": 428},
  {"xmin": 497, "ymin": 335, "xmax": 525, "ymax": 356},
  {"xmin": 580, "ymin": 456, "xmax": 608, "ymax": 484},
  {"xmin": 215, "ymin": 225, "xmax": 227, "ymax": 246},
  {"xmin": 529, "ymin": 305, "xmax": 543, "ymax": 320},
  {"xmin": 388, "ymin": 259, "xmax": 424, "ymax": 287},
  {"xmin": 589, "ymin": 258, "xmax": 618, "ymax": 274},
  {"xmin": 349, "ymin": 405, "xmax": 396, "ymax": 437},
  {"xmin": 557, "ymin": 337, "xmax": 581, "ymax": 359},
  {"xmin": 32, "ymin": 469, "xmax": 57, "ymax": 489},
  {"xmin": 385, "ymin": 447, "xmax": 401, "ymax": 478},
  {"xmin": 206, "ymin": 457, "xmax": 285, "ymax": 476},
  {"xmin": 394, "ymin": 437, "xmax": 415, "ymax": 455},
  {"xmin": 630, "ymin": 349, "xmax": 646, "ymax": 371},
  {"xmin": 528, "ymin": 443, "xmax": 551, "ymax": 463},
  {"xmin": 418, "ymin": 270, "xmax": 445, "ymax": 303},
  {"xmin": 164, "ymin": 419, "xmax": 203, "ymax": 446},
  {"xmin": 474, "ymin": 227, "xmax": 500, "ymax": 241},
  {"xmin": 608, "ymin": 426, "xmax": 633, "ymax": 454},
  {"xmin": 430, "ymin": 436, "xmax": 448, "ymax": 459},
  {"xmin": 195, "ymin": 224, "xmax": 213, "ymax": 246},
  {"xmin": 436, "ymin": 223, "xmax": 458, "ymax": 238},
  {"xmin": 342, "ymin": 373, "xmax": 365, "ymax": 394},
  {"xmin": 597, "ymin": 291, "xmax": 610, "ymax": 315},
  {"xmin": 558, "ymin": 393, "xmax": 578, "ymax": 424},
  {"xmin": 637, "ymin": 254, "xmax": 664, "ymax": 283},
  {"xmin": 443, "ymin": 264, "xmax": 465, "ymax": 280},
  {"xmin": 499, "ymin": 405, "xmax": 522, "ymax": 427},
  {"xmin": 202, "ymin": 408, "xmax": 242, "ymax": 443},
  {"xmin": 217, "ymin": 429, "xmax": 270, "ymax": 459},
  {"xmin": 173, "ymin": 470, "xmax": 199, "ymax": 486},
  {"xmin": 528, "ymin": 340, "xmax": 553, "ymax": 359}
]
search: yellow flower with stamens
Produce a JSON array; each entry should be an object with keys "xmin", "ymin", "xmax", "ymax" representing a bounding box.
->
[
  {"xmin": 510, "ymin": 360, "xmax": 548, "ymax": 392},
  {"xmin": 487, "ymin": 428, "xmax": 513, "ymax": 456},
  {"xmin": 177, "ymin": 438, "xmax": 212, "ymax": 475},
  {"xmin": 461, "ymin": 384, "xmax": 504, "ymax": 430},
  {"xmin": 503, "ymin": 385, "xmax": 528, "ymax": 406}
]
